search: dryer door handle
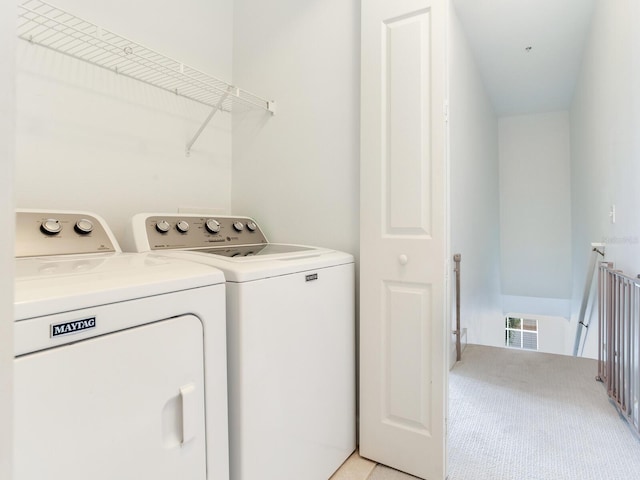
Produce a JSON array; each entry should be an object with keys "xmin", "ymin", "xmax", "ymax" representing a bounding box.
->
[{"xmin": 180, "ymin": 383, "xmax": 197, "ymax": 445}]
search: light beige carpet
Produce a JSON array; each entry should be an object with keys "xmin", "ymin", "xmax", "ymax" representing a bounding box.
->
[{"xmin": 367, "ymin": 344, "xmax": 640, "ymax": 480}]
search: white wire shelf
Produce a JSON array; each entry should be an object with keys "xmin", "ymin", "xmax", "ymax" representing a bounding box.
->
[{"xmin": 17, "ymin": 0, "xmax": 275, "ymax": 153}]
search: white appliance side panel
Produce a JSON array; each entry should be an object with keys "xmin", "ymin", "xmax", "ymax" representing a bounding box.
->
[
  {"xmin": 14, "ymin": 284, "xmax": 229, "ymax": 480},
  {"xmin": 226, "ymin": 263, "xmax": 356, "ymax": 480},
  {"xmin": 15, "ymin": 315, "xmax": 206, "ymax": 480}
]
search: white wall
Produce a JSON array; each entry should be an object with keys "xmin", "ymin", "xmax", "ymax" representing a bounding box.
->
[
  {"xmin": 499, "ymin": 112, "xmax": 573, "ymax": 302},
  {"xmin": 231, "ymin": 0, "xmax": 360, "ymax": 256},
  {"xmin": 14, "ymin": 0, "xmax": 234, "ymax": 243},
  {"xmin": 496, "ymin": 112, "xmax": 573, "ymax": 355},
  {"xmin": 449, "ymin": 6, "xmax": 503, "ymax": 351},
  {"xmin": 0, "ymin": 0, "xmax": 15, "ymax": 476},
  {"xmin": 571, "ymin": 0, "xmax": 640, "ymax": 358}
]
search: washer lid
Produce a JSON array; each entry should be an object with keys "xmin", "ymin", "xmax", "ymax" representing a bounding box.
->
[
  {"xmin": 196, "ymin": 243, "xmax": 315, "ymax": 258},
  {"xmin": 14, "ymin": 252, "xmax": 225, "ymax": 320},
  {"xmin": 158, "ymin": 245, "xmax": 354, "ymax": 283}
]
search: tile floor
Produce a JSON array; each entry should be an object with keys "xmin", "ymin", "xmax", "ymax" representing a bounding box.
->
[{"xmin": 330, "ymin": 450, "xmax": 377, "ymax": 480}]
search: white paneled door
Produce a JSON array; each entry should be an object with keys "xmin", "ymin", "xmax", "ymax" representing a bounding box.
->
[{"xmin": 359, "ymin": 0, "xmax": 448, "ymax": 479}]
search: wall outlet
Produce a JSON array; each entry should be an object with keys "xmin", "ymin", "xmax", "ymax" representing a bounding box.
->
[{"xmin": 609, "ymin": 204, "xmax": 616, "ymax": 224}]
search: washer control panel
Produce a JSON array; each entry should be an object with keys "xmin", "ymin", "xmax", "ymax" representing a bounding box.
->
[
  {"xmin": 16, "ymin": 211, "xmax": 118, "ymax": 257},
  {"xmin": 143, "ymin": 215, "xmax": 267, "ymax": 250}
]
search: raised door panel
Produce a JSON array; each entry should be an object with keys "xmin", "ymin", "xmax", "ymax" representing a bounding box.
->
[{"xmin": 384, "ymin": 11, "xmax": 432, "ymax": 236}]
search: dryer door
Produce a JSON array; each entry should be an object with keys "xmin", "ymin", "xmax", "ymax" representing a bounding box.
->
[{"xmin": 14, "ymin": 314, "xmax": 206, "ymax": 480}]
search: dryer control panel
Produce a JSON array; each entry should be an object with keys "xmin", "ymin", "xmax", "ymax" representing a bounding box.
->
[
  {"xmin": 16, "ymin": 211, "xmax": 118, "ymax": 257},
  {"xmin": 142, "ymin": 215, "xmax": 268, "ymax": 250}
]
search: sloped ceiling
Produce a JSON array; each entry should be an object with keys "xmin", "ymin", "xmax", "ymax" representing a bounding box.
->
[{"xmin": 453, "ymin": 0, "xmax": 596, "ymax": 115}]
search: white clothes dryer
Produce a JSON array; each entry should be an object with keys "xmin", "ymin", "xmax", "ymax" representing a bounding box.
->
[
  {"xmin": 125, "ymin": 213, "xmax": 356, "ymax": 480},
  {"xmin": 14, "ymin": 210, "xmax": 229, "ymax": 480}
]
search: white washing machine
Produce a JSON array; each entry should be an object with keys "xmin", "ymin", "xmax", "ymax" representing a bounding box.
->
[
  {"xmin": 14, "ymin": 210, "xmax": 229, "ymax": 480},
  {"xmin": 124, "ymin": 213, "xmax": 356, "ymax": 480}
]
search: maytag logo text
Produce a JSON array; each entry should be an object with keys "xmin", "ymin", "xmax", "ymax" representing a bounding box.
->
[{"xmin": 51, "ymin": 317, "xmax": 96, "ymax": 338}]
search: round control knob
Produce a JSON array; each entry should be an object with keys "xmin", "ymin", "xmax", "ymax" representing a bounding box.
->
[
  {"xmin": 40, "ymin": 218, "xmax": 62, "ymax": 235},
  {"xmin": 176, "ymin": 220, "xmax": 190, "ymax": 233},
  {"xmin": 155, "ymin": 220, "xmax": 171, "ymax": 233},
  {"xmin": 205, "ymin": 219, "xmax": 221, "ymax": 234},
  {"xmin": 246, "ymin": 221, "xmax": 257, "ymax": 232},
  {"xmin": 74, "ymin": 219, "xmax": 94, "ymax": 235},
  {"xmin": 233, "ymin": 221, "xmax": 245, "ymax": 232}
]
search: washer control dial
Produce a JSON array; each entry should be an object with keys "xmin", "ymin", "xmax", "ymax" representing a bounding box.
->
[
  {"xmin": 233, "ymin": 221, "xmax": 245, "ymax": 232},
  {"xmin": 205, "ymin": 219, "xmax": 221, "ymax": 234},
  {"xmin": 246, "ymin": 221, "xmax": 257, "ymax": 232},
  {"xmin": 176, "ymin": 220, "xmax": 190, "ymax": 233},
  {"xmin": 40, "ymin": 218, "xmax": 62, "ymax": 235},
  {"xmin": 155, "ymin": 220, "xmax": 171, "ymax": 233},
  {"xmin": 74, "ymin": 219, "xmax": 94, "ymax": 234}
]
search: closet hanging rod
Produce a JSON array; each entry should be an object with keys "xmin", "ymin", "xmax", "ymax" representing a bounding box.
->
[{"xmin": 17, "ymin": 0, "xmax": 276, "ymax": 115}]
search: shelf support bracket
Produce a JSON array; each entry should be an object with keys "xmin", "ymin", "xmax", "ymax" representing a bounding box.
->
[{"xmin": 185, "ymin": 88, "xmax": 232, "ymax": 156}]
